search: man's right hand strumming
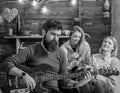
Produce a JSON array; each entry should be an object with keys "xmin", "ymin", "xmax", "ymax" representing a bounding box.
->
[{"xmin": 9, "ymin": 67, "xmax": 36, "ymax": 91}]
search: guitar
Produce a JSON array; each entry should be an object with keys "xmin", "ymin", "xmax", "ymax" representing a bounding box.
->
[{"xmin": 7, "ymin": 64, "xmax": 119, "ymax": 93}]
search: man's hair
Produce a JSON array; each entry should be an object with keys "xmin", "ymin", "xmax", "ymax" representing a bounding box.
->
[{"xmin": 42, "ymin": 19, "xmax": 62, "ymax": 32}]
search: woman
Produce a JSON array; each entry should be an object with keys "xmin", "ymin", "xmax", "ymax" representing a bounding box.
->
[
  {"xmin": 91, "ymin": 36, "xmax": 120, "ymax": 93},
  {"xmin": 60, "ymin": 26, "xmax": 92, "ymax": 93},
  {"xmin": 60, "ymin": 26, "xmax": 91, "ymax": 71}
]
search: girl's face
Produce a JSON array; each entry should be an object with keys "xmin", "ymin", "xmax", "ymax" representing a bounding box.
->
[
  {"xmin": 102, "ymin": 38, "xmax": 114, "ymax": 52},
  {"xmin": 70, "ymin": 31, "xmax": 82, "ymax": 45}
]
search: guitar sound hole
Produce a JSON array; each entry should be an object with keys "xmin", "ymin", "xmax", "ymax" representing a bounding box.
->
[{"xmin": 70, "ymin": 66, "xmax": 78, "ymax": 73}]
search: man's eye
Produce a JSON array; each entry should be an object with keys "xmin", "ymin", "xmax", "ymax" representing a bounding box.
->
[{"xmin": 51, "ymin": 33, "xmax": 55, "ymax": 36}]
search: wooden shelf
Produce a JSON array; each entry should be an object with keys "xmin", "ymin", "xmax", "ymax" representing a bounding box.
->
[
  {"xmin": 4, "ymin": 35, "xmax": 69, "ymax": 39},
  {"xmin": 5, "ymin": 35, "xmax": 69, "ymax": 53}
]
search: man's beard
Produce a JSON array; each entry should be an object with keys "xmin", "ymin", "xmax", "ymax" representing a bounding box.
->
[{"xmin": 43, "ymin": 36, "xmax": 59, "ymax": 52}]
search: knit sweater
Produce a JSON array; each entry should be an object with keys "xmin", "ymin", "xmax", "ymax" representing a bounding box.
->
[{"xmin": 1, "ymin": 42, "xmax": 68, "ymax": 90}]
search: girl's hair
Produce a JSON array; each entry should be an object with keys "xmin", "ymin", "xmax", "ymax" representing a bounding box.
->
[
  {"xmin": 70, "ymin": 26, "xmax": 89, "ymax": 55},
  {"xmin": 99, "ymin": 36, "xmax": 118, "ymax": 57},
  {"xmin": 42, "ymin": 19, "xmax": 62, "ymax": 32},
  {"xmin": 70, "ymin": 26, "xmax": 85, "ymax": 46}
]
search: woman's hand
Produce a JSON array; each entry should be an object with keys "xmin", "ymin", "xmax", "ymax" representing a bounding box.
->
[
  {"xmin": 22, "ymin": 73, "xmax": 36, "ymax": 91},
  {"xmin": 96, "ymin": 75, "xmax": 107, "ymax": 82}
]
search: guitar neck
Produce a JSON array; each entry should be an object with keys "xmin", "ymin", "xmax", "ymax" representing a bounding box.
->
[
  {"xmin": 41, "ymin": 72, "xmax": 84, "ymax": 82},
  {"xmin": 40, "ymin": 69, "xmax": 119, "ymax": 82},
  {"xmin": 7, "ymin": 64, "xmax": 119, "ymax": 93}
]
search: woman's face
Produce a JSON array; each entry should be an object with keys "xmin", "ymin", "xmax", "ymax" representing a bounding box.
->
[
  {"xmin": 70, "ymin": 31, "xmax": 82, "ymax": 45},
  {"xmin": 102, "ymin": 38, "xmax": 114, "ymax": 52}
]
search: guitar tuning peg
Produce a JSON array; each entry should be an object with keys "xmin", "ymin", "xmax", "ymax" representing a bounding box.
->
[{"xmin": 115, "ymin": 68, "xmax": 119, "ymax": 76}]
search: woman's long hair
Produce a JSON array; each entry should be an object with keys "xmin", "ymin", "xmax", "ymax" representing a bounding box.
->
[
  {"xmin": 99, "ymin": 36, "xmax": 118, "ymax": 57},
  {"xmin": 70, "ymin": 26, "xmax": 86, "ymax": 53}
]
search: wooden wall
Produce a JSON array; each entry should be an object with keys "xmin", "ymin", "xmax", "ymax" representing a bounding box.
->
[
  {"xmin": 0, "ymin": 0, "xmax": 111, "ymax": 58},
  {"xmin": 0, "ymin": 0, "xmax": 78, "ymax": 61},
  {"xmin": 112, "ymin": 0, "xmax": 120, "ymax": 93},
  {"xmin": 0, "ymin": 0, "xmax": 111, "ymax": 90},
  {"xmin": 81, "ymin": 0, "xmax": 111, "ymax": 54}
]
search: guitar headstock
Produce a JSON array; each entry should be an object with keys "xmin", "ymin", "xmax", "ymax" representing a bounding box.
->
[{"xmin": 98, "ymin": 68, "xmax": 119, "ymax": 77}]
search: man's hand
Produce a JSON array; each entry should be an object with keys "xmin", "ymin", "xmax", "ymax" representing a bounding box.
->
[
  {"xmin": 22, "ymin": 73, "xmax": 36, "ymax": 91},
  {"xmin": 75, "ymin": 71, "xmax": 94, "ymax": 88},
  {"xmin": 66, "ymin": 71, "xmax": 94, "ymax": 89}
]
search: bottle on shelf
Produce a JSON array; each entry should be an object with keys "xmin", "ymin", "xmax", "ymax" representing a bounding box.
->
[{"xmin": 16, "ymin": 14, "xmax": 21, "ymax": 36}]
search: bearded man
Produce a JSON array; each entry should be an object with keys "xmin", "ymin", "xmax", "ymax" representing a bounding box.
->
[{"xmin": 1, "ymin": 19, "xmax": 90, "ymax": 93}]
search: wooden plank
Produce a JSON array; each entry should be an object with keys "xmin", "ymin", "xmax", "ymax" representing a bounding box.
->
[
  {"xmin": 23, "ymin": 19, "xmax": 74, "ymax": 32},
  {"xmin": 81, "ymin": 6, "xmax": 102, "ymax": 13},
  {"xmin": 81, "ymin": 6, "xmax": 103, "ymax": 19},
  {"xmin": 82, "ymin": 1, "xmax": 103, "ymax": 7},
  {"xmin": 83, "ymin": 26, "xmax": 111, "ymax": 34},
  {"xmin": 46, "ymin": 0, "xmax": 70, "ymax": 7},
  {"xmin": 24, "ymin": 8, "xmax": 78, "ymax": 19}
]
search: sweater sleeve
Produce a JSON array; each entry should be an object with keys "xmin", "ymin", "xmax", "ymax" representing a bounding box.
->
[
  {"xmin": 78, "ymin": 41, "xmax": 91, "ymax": 65},
  {"xmin": 59, "ymin": 48, "xmax": 68, "ymax": 75},
  {"xmin": 83, "ymin": 43, "xmax": 91, "ymax": 65},
  {"xmin": 60, "ymin": 45, "xmax": 68, "ymax": 62},
  {"xmin": 58, "ymin": 48, "xmax": 71, "ymax": 88},
  {"xmin": 105, "ymin": 57, "xmax": 120, "ymax": 90},
  {"xmin": 1, "ymin": 47, "xmax": 32, "ymax": 74}
]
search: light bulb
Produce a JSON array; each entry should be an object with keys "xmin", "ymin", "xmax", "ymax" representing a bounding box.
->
[
  {"xmin": 18, "ymin": 0, "xmax": 23, "ymax": 3},
  {"xmin": 71, "ymin": 0, "xmax": 77, "ymax": 6},
  {"xmin": 41, "ymin": 6, "xmax": 49, "ymax": 14},
  {"xmin": 32, "ymin": 0, "xmax": 38, "ymax": 6}
]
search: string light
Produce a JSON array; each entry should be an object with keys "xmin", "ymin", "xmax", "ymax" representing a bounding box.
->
[
  {"xmin": 41, "ymin": 5, "xmax": 49, "ymax": 14},
  {"xmin": 18, "ymin": 0, "xmax": 23, "ymax": 3},
  {"xmin": 16, "ymin": 0, "xmax": 78, "ymax": 14},
  {"xmin": 31, "ymin": 0, "xmax": 38, "ymax": 7},
  {"xmin": 17, "ymin": 0, "xmax": 28, "ymax": 4},
  {"xmin": 70, "ymin": 0, "xmax": 77, "ymax": 6}
]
